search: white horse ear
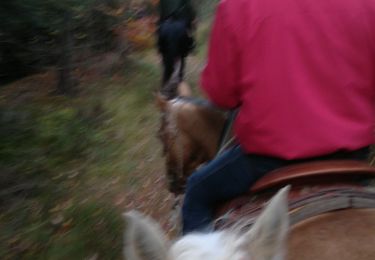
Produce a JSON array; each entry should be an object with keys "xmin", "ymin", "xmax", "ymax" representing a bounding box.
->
[
  {"xmin": 123, "ymin": 210, "xmax": 170, "ymax": 260},
  {"xmin": 240, "ymin": 185, "xmax": 290, "ymax": 259}
]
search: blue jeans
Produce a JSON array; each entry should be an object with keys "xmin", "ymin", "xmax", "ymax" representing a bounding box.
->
[{"xmin": 182, "ymin": 145, "xmax": 370, "ymax": 234}]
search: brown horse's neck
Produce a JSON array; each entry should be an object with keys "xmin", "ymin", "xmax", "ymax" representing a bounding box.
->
[
  {"xmin": 174, "ymin": 99, "xmax": 226, "ymax": 158},
  {"xmin": 288, "ymin": 208, "xmax": 375, "ymax": 260}
]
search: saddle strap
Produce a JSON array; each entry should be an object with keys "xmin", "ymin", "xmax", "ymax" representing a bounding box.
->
[{"xmin": 214, "ymin": 185, "xmax": 375, "ymax": 231}]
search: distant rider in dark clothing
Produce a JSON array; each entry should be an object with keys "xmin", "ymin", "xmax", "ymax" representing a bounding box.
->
[{"xmin": 157, "ymin": 0, "xmax": 196, "ymax": 99}]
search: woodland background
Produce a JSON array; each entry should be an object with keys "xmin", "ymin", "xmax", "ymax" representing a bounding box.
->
[
  {"xmin": 0, "ymin": 0, "xmax": 216, "ymax": 258},
  {"xmin": 0, "ymin": 0, "xmax": 374, "ymax": 259}
]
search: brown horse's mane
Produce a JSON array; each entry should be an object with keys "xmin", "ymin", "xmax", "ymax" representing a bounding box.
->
[{"xmin": 171, "ymin": 96, "xmax": 224, "ymax": 114}]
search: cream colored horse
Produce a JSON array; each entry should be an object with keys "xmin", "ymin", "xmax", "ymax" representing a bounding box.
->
[
  {"xmin": 287, "ymin": 207, "xmax": 375, "ymax": 260},
  {"xmin": 123, "ymin": 186, "xmax": 375, "ymax": 260},
  {"xmin": 123, "ymin": 186, "xmax": 290, "ymax": 260}
]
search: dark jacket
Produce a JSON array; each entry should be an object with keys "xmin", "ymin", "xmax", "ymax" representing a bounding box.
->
[{"xmin": 159, "ymin": 0, "xmax": 196, "ymax": 27}]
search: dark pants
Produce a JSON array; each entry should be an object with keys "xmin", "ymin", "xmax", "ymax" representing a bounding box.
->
[
  {"xmin": 161, "ymin": 54, "xmax": 185, "ymax": 98},
  {"xmin": 158, "ymin": 19, "xmax": 191, "ymax": 99},
  {"xmin": 182, "ymin": 145, "xmax": 370, "ymax": 234}
]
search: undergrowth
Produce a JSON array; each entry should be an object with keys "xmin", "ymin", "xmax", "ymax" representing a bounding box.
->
[
  {"xmin": 0, "ymin": 3, "xmax": 216, "ymax": 258},
  {"xmin": 0, "ymin": 56, "xmax": 160, "ymax": 259}
]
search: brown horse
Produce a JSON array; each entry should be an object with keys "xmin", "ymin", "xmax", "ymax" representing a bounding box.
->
[{"xmin": 156, "ymin": 92, "xmax": 227, "ymax": 194}]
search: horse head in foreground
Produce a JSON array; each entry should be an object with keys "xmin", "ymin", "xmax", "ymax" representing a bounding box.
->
[
  {"xmin": 156, "ymin": 91, "xmax": 226, "ymax": 194},
  {"xmin": 123, "ymin": 186, "xmax": 290, "ymax": 260}
]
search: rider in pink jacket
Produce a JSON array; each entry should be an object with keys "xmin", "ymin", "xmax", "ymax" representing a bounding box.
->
[
  {"xmin": 201, "ymin": 0, "xmax": 375, "ymax": 159},
  {"xmin": 182, "ymin": 0, "xmax": 375, "ymax": 234}
]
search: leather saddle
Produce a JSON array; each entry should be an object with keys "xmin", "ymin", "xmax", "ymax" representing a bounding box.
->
[
  {"xmin": 214, "ymin": 160, "xmax": 375, "ymax": 230},
  {"xmin": 251, "ymin": 160, "xmax": 375, "ymax": 192}
]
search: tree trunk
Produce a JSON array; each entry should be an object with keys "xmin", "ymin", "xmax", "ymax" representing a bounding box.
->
[{"xmin": 57, "ymin": 11, "xmax": 76, "ymax": 95}]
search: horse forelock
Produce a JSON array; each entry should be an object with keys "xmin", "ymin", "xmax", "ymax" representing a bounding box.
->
[{"xmin": 170, "ymin": 231, "xmax": 248, "ymax": 260}]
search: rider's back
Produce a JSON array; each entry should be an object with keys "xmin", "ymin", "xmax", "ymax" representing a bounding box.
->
[
  {"xmin": 201, "ymin": 0, "xmax": 375, "ymax": 159},
  {"xmin": 159, "ymin": 0, "xmax": 195, "ymax": 25}
]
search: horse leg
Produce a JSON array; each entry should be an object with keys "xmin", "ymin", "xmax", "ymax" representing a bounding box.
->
[
  {"xmin": 160, "ymin": 55, "xmax": 177, "ymax": 99},
  {"xmin": 161, "ymin": 53, "xmax": 174, "ymax": 85}
]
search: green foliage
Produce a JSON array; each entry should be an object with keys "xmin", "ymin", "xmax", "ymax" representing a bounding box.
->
[
  {"xmin": 0, "ymin": 1, "xmax": 206, "ymax": 257},
  {"xmin": 0, "ymin": 105, "xmax": 94, "ymax": 171},
  {"xmin": 194, "ymin": 0, "xmax": 219, "ymax": 19},
  {"xmin": 0, "ymin": 0, "xmax": 125, "ymax": 83},
  {"xmin": 0, "ymin": 198, "xmax": 122, "ymax": 259},
  {"xmin": 0, "ymin": 102, "xmax": 124, "ymax": 259},
  {"xmin": 37, "ymin": 108, "xmax": 94, "ymax": 164},
  {"xmin": 45, "ymin": 201, "xmax": 123, "ymax": 260}
]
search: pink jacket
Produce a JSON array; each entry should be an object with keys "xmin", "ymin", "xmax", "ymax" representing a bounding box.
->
[{"xmin": 201, "ymin": 0, "xmax": 375, "ymax": 159}]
